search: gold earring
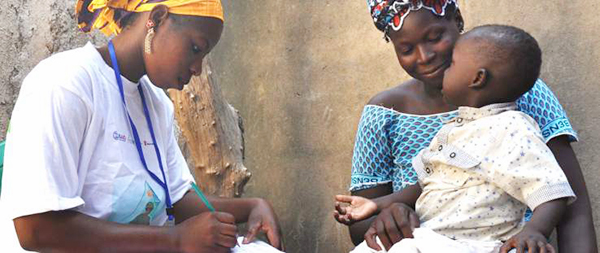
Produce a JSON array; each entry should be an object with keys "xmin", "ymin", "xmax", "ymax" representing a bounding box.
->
[{"xmin": 144, "ymin": 27, "xmax": 155, "ymax": 54}]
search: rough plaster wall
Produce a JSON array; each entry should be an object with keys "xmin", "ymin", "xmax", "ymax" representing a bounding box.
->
[
  {"xmin": 211, "ymin": 0, "xmax": 600, "ymax": 252},
  {"xmin": 0, "ymin": 0, "xmax": 106, "ymax": 140},
  {"xmin": 211, "ymin": 1, "xmax": 398, "ymax": 252}
]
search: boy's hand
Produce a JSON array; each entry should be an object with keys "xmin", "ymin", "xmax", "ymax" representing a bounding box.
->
[
  {"xmin": 334, "ymin": 195, "xmax": 377, "ymax": 225},
  {"xmin": 499, "ymin": 227, "xmax": 555, "ymax": 253}
]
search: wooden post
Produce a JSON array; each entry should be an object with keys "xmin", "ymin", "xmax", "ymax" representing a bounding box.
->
[{"xmin": 168, "ymin": 58, "xmax": 251, "ymax": 198}]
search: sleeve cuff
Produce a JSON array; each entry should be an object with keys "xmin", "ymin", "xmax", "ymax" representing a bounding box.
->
[
  {"xmin": 541, "ymin": 117, "xmax": 579, "ymax": 143},
  {"xmin": 170, "ymin": 177, "xmax": 194, "ymax": 205},
  {"xmin": 545, "ymin": 132, "xmax": 579, "ymax": 143},
  {"xmin": 6, "ymin": 196, "xmax": 85, "ymax": 220},
  {"xmin": 349, "ymin": 178, "xmax": 392, "ymax": 192},
  {"xmin": 526, "ymin": 181, "xmax": 577, "ymax": 210}
]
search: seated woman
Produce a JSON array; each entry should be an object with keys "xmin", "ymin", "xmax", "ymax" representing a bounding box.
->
[
  {"xmin": 338, "ymin": 24, "xmax": 576, "ymax": 253},
  {"xmin": 338, "ymin": 0, "xmax": 596, "ymax": 252}
]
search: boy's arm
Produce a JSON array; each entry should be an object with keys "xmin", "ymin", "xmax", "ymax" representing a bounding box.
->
[{"xmin": 500, "ymin": 198, "xmax": 568, "ymax": 253}]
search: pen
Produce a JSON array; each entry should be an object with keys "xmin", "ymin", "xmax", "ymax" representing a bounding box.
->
[
  {"xmin": 190, "ymin": 181, "xmax": 240, "ymax": 246},
  {"xmin": 191, "ymin": 181, "xmax": 216, "ymax": 212}
]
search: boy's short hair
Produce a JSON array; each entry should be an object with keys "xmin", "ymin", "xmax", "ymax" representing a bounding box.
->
[{"xmin": 464, "ymin": 25, "xmax": 542, "ymax": 101}]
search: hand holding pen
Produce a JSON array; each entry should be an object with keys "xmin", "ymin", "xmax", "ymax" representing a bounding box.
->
[
  {"xmin": 191, "ymin": 182, "xmax": 284, "ymax": 251},
  {"xmin": 168, "ymin": 182, "xmax": 238, "ymax": 253},
  {"xmin": 191, "ymin": 182, "xmax": 241, "ymax": 247}
]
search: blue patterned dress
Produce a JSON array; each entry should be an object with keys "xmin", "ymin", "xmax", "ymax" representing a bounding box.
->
[{"xmin": 350, "ymin": 79, "xmax": 578, "ymax": 193}]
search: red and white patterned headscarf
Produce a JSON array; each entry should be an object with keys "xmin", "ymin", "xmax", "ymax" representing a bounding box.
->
[{"xmin": 367, "ymin": 0, "xmax": 463, "ymax": 40}]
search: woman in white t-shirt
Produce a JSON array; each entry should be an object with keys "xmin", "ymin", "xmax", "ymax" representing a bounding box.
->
[{"xmin": 0, "ymin": 1, "xmax": 283, "ymax": 252}]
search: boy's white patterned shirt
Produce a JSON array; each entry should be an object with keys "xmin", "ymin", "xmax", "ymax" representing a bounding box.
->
[{"xmin": 412, "ymin": 102, "xmax": 575, "ymax": 242}]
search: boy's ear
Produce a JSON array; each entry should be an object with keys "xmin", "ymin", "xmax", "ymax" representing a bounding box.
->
[{"xmin": 469, "ymin": 68, "xmax": 488, "ymax": 89}]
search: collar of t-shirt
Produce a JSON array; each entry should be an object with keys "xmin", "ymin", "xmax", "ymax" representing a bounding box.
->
[
  {"xmin": 453, "ymin": 102, "xmax": 517, "ymax": 124},
  {"xmin": 85, "ymin": 42, "xmax": 141, "ymax": 96}
]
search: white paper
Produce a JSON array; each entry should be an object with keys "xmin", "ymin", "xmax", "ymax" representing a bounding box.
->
[{"xmin": 232, "ymin": 237, "xmax": 285, "ymax": 253}]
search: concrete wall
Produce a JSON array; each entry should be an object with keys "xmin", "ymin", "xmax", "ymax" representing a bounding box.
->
[
  {"xmin": 1, "ymin": 0, "xmax": 599, "ymax": 252},
  {"xmin": 0, "ymin": 0, "xmax": 107, "ymax": 139},
  {"xmin": 210, "ymin": 1, "xmax": 600, "ymax": 252}
]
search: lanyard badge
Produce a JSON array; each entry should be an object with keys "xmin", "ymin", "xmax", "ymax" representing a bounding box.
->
[{"xmin": 108, "ymin": 40, "xmax": 175, "ymax": 225}]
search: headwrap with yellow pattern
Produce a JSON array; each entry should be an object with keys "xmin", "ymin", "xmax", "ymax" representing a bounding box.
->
[{"xmin": 76, "ymin": 0, "xmax": 223, "ymax": 36}]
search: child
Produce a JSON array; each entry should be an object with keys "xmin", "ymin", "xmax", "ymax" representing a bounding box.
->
[{"xmin": 335, "ymin": 25, "xmax": 576, "ymax": 253}]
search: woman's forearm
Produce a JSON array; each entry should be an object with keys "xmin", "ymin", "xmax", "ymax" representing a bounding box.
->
[
  {"xmin": 13, "ymin": 210, "xmax": 178, "ymax": 252},
  {"xmin": 557, "ymin": 191, "xmax": 598, "ymax": 252},
  {"xmin": 209, "ymin": 196, "xmax": 260, "ymax": 223},
  {"xmin": 174, "ymin": 190, "xmax": 259, "ymax": 224},
  {"xmin": 348, "ymin": 184, "xmax": 393, "ymax": 245},
  {"xmin": 348, "ymin": 184, "xmax": 421, "ymax": 246},
  {"xmin": 547, "ymin": 136, "xmax": 598, "ymax": 252},
  {"xmin": 372, "ymin": 184, "xmax": 421, "ymax": 212},
  {"xmin": 349, "ymin": 216, "xmax": 377, "ymax": 245}
]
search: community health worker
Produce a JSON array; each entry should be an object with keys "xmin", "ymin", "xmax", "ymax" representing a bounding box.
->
[{"xmin": 0, "ymin": 0, "xmax": 283, "ymax": 252}]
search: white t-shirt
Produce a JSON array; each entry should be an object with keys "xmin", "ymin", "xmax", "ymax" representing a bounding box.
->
[{"xmin": 0, "ymin": 42, "xmax": 194, "ymax": 251}]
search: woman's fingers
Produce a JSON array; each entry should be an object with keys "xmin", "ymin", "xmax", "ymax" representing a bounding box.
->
[
  {"xmin": 526, "ymin": 239, "xmax": 539, "ymax": 253},
  {"xmin": 335, "ymin": 202, "xmax": 347, "ymax": 215},
  {"xmin": 374, "ymin": 219, "xmax": 393, "ymax": 250},
  {"xmin": 265, "ymin": 224, "xmax": 282, "ymax": 250},
  {"xmin": 243, "ymin": 221, "xmax": 261, "ymax": 244},
  {"xmin": 538, "ymin": 241, "xmax": 548, "ymax": 253},
  {"xmin": 382, "ymin": 214, "xmax": 402, "ymax": 249},
  {"xmin": 335, "ymin": 195, "xmax": 354, "ymax": 204},
  {"xmin": 215, "ymin": 211, "xmax": 236, "ymax": 224},
  {"xmin": 333, "ymin": 210, "xmax": 352, "ymax": 225},
  {"xmin": 218, "ymin": 222, "xmax": 238, "ymax": 237},
  {"xmin": 391, "ymin": 207, "xmax": 412, "ymax": 241},
  {"xmin": 516, "ymin": 238, "xmax": 527, "ymax": 253},
  {"xmin": 545, "ymin": 243, "xmax": 555, "ymax": 253},
  {"xmin": 499, "ymin": 239, "xmax": 516, "ymax": 253},
  {"xmin": 216, "ymin": 232, "xmax": 238, "ymax": 249},
  {"xmin": 364, "ymin": 226, "xmax": 382, "ymax": 251},
  {"xmin": 408, "ymin": 210, "xmax": 420, "ymax": 229}
]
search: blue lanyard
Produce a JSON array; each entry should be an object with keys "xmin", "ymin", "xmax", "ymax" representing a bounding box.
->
[{"xmin": 108, "ymin": 41, "xmax": 175, "ymax": 222}]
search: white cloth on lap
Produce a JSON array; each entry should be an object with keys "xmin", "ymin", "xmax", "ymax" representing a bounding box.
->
[
  {"xmin": 233, "ymin": 237, "xmax": 285, "ymax": 253},
  {"xmin": 350, "ymin": 228, "xmax": 502, "ymax": 253}
]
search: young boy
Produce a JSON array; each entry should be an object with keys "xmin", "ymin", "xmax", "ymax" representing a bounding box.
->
[{"xmin": 335, "ymin": 25, "xmax": 576, "ymax": 253}]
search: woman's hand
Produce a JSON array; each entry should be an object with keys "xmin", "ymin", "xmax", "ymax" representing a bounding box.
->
[
  {"xmin": 499, "ymin": 227, "xmax": 555, "ymax": 253},
  {"xmin": 334, "ymin": 195, "xmax": 378, "ymax": 225},
  {"xmin": 174, "ymin": 211, "xmax": 238, "ymax": 253},
  {"xmin": 364, "ymin": 202, "xmax": 420, "ymax": 251},
  {"xmin": 243, "ymin": 198, "xmax": 284, "ymax": 251}
]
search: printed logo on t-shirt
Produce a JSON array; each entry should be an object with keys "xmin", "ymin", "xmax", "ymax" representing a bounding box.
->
[
  {"xmin": 108, "ymin": 180, "xmax": 163, "ymax": 225},
  {"xmin": 541, "ymin": 118, "xmax": 572, "ymax": 139},
  {"xmin": 113, "ymin": 131, "xmax": 134, "ymax": 144},
  {"xmin": 113, "ymin": 131, "xmax": 154, "ymax": 146},
  {"xmin": 128, "ymin": 182, "xmax": 162, "ymax": 225}
]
